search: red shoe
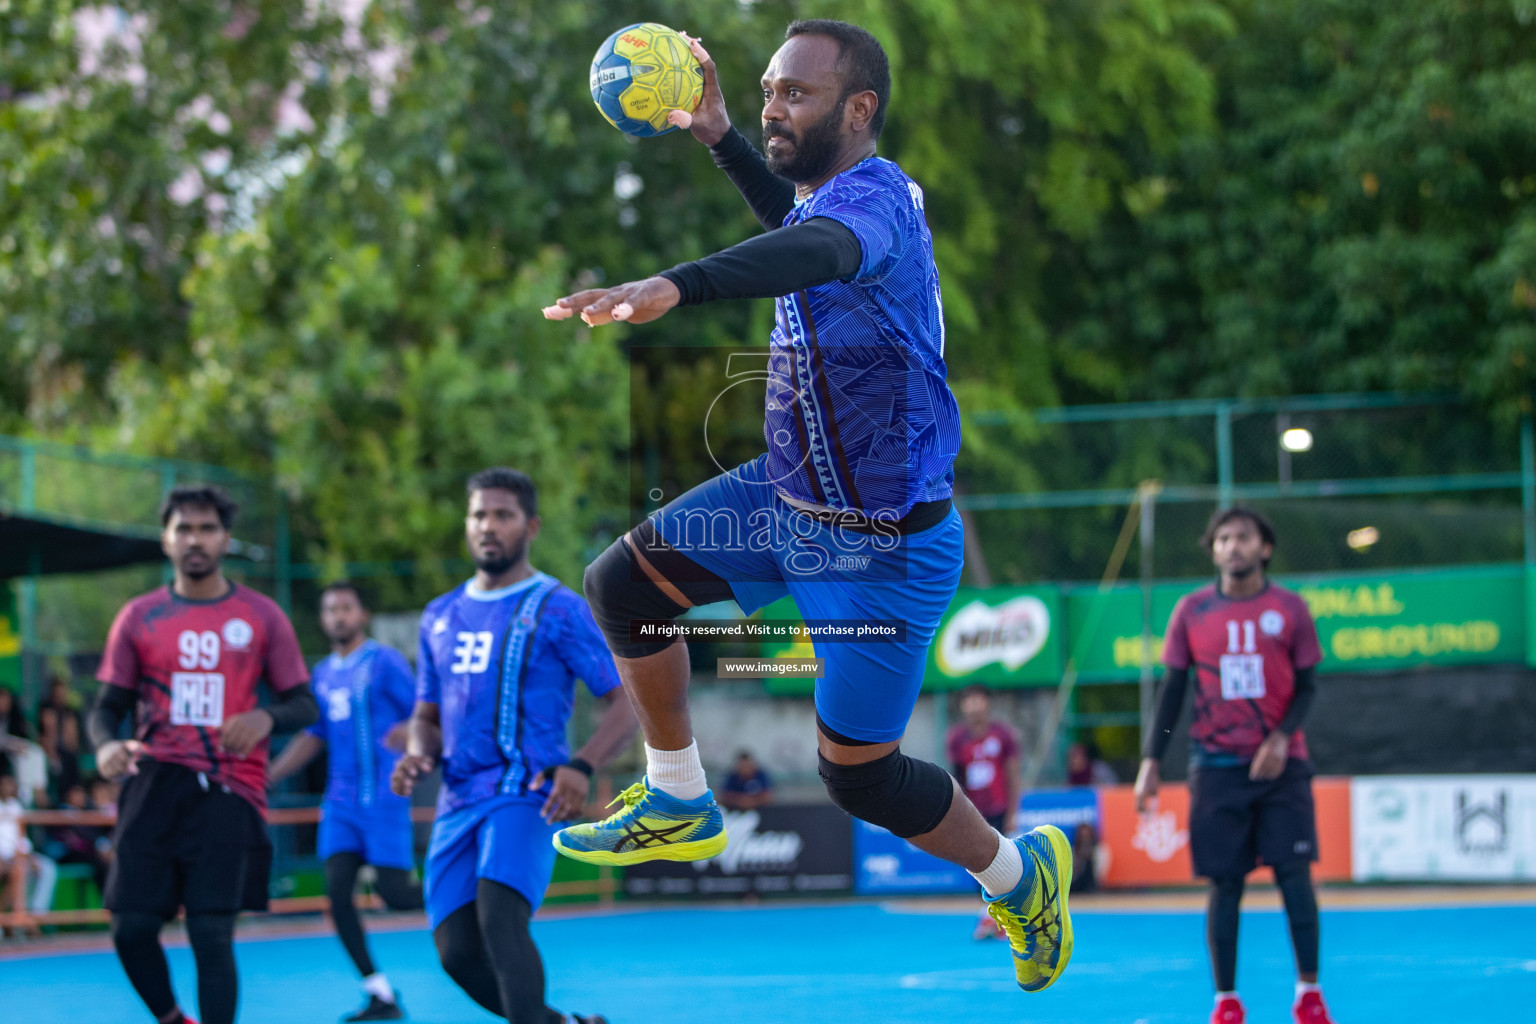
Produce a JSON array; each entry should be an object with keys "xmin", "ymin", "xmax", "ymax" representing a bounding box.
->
[
  {"xmin": 1293, "ymin": 990, "xmax": 1336, "ymax": 1024},
  {"xmin": 972, "ymin": 912, "xmax": 1004, "ymax": 940},
  {"xmin": 1211, "ymin": 995, "xmax": 1245, "ymax": 1024}
]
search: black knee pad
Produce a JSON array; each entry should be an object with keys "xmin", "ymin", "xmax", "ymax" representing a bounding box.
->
[
  {"xmin": 583, "ymin": 536, "xmax": 688, "ymax": 658},
  {"xmin": 1273, "ymin": 862, "xmax": 1318, "ymax": 926},
  {"xmin": 818, "ymin": 749, "xmax": 954, "ymax": 839}
]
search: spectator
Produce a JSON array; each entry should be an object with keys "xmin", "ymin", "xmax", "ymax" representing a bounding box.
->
[
  {"xmin": 0, "ymin": 687, "xmax": 27, "ymax": 741},
  {"xmin": 0, "ymin": 722, "xmax": 49, "ymax": 810},
  {"xmin": 37, "ymin": 677, "xmax": 84, "ymax": 801},
  {"xmin": 1066, "ymin": 740, "xmax": 1118, "ymax": 787},
  {"xmin": 1070, "ymin": 821, "xmax": 1101, "ymax": 894},
  {"xmin": 721, "ymin": 750, "xmax": 774, "ymax": 811},
  {"xmin": 0, "ymin": 772, "xmax": 57, "ymax": 920},
  {"xmin": 43, "ymin": 780, "xmax": 110, "ymax": 892}
]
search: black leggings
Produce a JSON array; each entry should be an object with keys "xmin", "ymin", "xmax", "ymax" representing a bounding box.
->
[
  {"xmin": 112, "ymin": 911, "xmax": 237, "ymax": 1024},
  {"xmin": 1207, "ymin": 862, "xmax": 1320, "ymax": 992},
  {"xmin": 432, "ymin": 880, "xmax": 562, "ymax": 1024},
  {"xmin": 325, "ymin": 853, "xmax": 424, "ymax": 978}
]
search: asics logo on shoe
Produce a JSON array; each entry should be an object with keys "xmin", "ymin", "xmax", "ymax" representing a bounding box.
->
[{"xmin": 616, "ymin": 820, "xmax": 692, "ymax": 851}]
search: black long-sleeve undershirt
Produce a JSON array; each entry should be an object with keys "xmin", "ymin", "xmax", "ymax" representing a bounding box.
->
[
  {"xmin": 660, "ymin": 217, "xmax": 863, "ymax": 306},
  {"xmin": 708, "ymin": 125, "xmax": 796, "ymax": 230},
  {"xmin": 88, "ymin": 682, "xmax": 319, "ymax": 749},
  {"xmin": 1143, "ymin": 664, "xmax": 1318, "ymax": 760}
]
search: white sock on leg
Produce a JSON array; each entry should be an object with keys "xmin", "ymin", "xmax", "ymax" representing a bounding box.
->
[
  {"xmin": 362, "ymin": 973, "xmax": 394, "ymax": 1002},
  {"xmin": 646, "ymin": 740, "xmax": 708, "ymax": 800},
  {"xmin": 967, "ymin": 830, "xmax": 1024, "ymax": 899},
  {"xmin": 1295, "ymin": 982, "xmax": 1320, "ymax": 999}
]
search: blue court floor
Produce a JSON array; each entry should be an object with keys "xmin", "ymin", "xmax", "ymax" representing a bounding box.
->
[{"xmin": 2, "ymin": 899, "xmax": 1533, "ymax": 1023}]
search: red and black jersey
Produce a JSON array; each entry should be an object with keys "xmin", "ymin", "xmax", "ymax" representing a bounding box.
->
[
  {"xmin": 97, "ymin": 584, "xmax": 309, "ymax": 811},
  {"xmin": 946, "ymin": 721, "xmax": 1020, "ymax": 818},
  {"xmin": 1162, "ymin": 583, "xmax": 1322, "ymax": 762}
]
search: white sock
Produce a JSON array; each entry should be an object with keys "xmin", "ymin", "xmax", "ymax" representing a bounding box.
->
[
  {"xmin": 645, "ymin": 741, "xmax": 707, "ymax": 800},
  {"xmin": 362, "ymin": 973, "xmax": 394, "ymax": 1003},
  {"xmin": 1295, "ymin": 982, "xmax": 1320, "ymax": 999},
  {"xmin": 1216, "ymin": 991, "xmax": 1239, "ymax": 1004},
  {"xmin": 967, "ymin": 830, "xmax": 1024, "ymax": 899}
]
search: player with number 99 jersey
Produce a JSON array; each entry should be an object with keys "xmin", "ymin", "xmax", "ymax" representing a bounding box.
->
[
  {"xmin": 1161, "ymin": 583, "xmax": 1322, "ymax": 764},
  {"xmin": 97, "ymin": 584, "xmax": 310, "ymax": 811}
]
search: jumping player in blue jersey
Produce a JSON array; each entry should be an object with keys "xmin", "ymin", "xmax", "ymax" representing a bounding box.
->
[
  {"xmin": 390, "ymin": 468, "xmax": 636, "ymax": 1024},
  {"xmin": 543, "ymin": 20, "xmax": 1072, "ymax": 992},
  {"xmin": 268, "ymin": 581, "xmax": 422, "ymax": 1021}
]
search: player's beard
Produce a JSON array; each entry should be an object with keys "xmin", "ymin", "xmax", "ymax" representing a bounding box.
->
[
  {"xmin": 179, "ymin": 550, "xmax": 218, "ymax": 580},
  {"xmin": 764, "ymin": 100, "xmax": 846, "ymax": 182},
  {"xmin": 473, "ymin": 536, "xmax": 528, "ymax": 576}
]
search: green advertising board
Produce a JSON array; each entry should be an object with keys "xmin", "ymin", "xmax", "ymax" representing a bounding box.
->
[
  {"xmin": 926, "ymin": 587, "xmax": 1064, "ymax": 689},
  {"xmin": 740, "ymin": 564, "xmax": 1530, "ymax": 697},
  {"xmin": 1063, "ymin": 565, "xmax": 1528, "ymax": 681},
  {"xmin": 0, "ymin": 582, "xmax": 19, "ymax": 692}
]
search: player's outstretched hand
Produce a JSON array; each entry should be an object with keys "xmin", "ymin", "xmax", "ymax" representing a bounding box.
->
[
  {"xmin": 543, "ymin": 276, "xmax": 681, "ymax": 327},
  {"xmin": 220, "ymin": 709, "xmax": 274, "ymax": 757},
  {"xmin": 665, "ymin": 33, "xmax": 730, "ymax": 146},
  {"xmin": 1133, "ymin": 757, "xmax": 1160, "ymax": 814},
  {"xmin": 95, "ymin": 739, "xmax": 144, "ymax": 782},
  {"xmin": 531, "ymin": 765, "xmax": 592, "ymax": 823},
  {"xmin": 391, "ymin": 752, "xmax": 435, "ymax": 797},
  {"xmin": 1249, "ymin": 731, "xmax": 1289, "ymax": 781}
]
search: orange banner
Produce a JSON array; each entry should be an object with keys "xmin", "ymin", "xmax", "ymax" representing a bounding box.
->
[{"xmin": 1096, "ymin": 778, "xmax": 1351, "ymax": 887}]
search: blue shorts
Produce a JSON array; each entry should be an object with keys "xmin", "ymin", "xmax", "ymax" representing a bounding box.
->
[
  {"xmin": 653, "ymin": 455, "xmax": 964, "ymax": 743},
  {"xmin": 424, "ymin": 795, "xmax": 558, "ymax": 928},
  {"xmin": 318, "ymin": 799, "xmax": 415, "ymax": 871}
]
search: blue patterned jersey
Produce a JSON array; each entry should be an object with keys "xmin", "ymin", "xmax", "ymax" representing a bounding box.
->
[
  {"xmin": 416, "ymin": 573, "xmax": 622, "ymax": 813},
  {"xmin": 306, "ymin": 639, "xmax": 415, "ymax": 809},
  {"xmin": 766, "ymin": 157, "xmax": 961, "ymax": 517}
]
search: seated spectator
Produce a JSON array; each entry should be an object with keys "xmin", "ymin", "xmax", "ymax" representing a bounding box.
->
[
  {"xmin": 1066, "ymin": 740, "xmax": 1118, "ymax": 787},
  {"xmin": 1070, "ymin": 821, "xmax": 1100, "ymax": 894},
  {"xmin": 39, "ymin": 700, "xmax": 84, "ymax": 804},
  {"xmin": 0, "ymin": 732, "xmax": 49, "ymax": 810},
  {"xmin": 0, "ymin": 772, "xmax": 57, "ymax": 921},
  {"xmin": 0, "ymin": 687, "xmax": 28, "ymax": 778},
  {"xmin": 43, "ymin": 781, "xmax": 110, "ymax": 892},
  {"xmin": 720, "ymin": 750, "xmax": 774, "ymax": 811}
]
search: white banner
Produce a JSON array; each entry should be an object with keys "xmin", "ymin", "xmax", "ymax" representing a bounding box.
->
[{"xmin": 1350, "ymin": 775, "xmax": 1536, "ymax": 881}]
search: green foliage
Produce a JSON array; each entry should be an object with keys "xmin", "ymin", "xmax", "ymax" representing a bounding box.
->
[{"xmin": 3, "ymin": 0, "xmax": 1534, "ymax": 600}]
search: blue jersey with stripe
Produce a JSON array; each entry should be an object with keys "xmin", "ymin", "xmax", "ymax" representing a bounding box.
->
[
  {"xmin": 305, "ymin": 639, "xmax": 415, "ymax": 809},
  {"xmin": 766, "ymin": 156, "xmax": 960, "ymax": 517},
  {"xmin": 416, "ymin": 573, "xmax": 622, "ymax": 813}
]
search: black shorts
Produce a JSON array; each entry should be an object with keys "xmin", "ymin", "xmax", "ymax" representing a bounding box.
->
[
  {"xmin": 1188, "ymin": 758, "xmax": 1317, "ymax": 880},
  {"xmin": 104, "ymin": 760, "xmax": 272, "ymax": 918}
]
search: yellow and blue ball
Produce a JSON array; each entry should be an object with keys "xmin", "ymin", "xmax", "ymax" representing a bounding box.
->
[{"xmin": 589, "ymin": 22, "xmax": 703, "ymax": 138}]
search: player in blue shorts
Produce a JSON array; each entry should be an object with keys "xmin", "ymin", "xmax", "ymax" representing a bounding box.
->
[
  {"xmin": 390, "ymin": 468, "xmax": 637, "ymax": 1024},
  {"xmin": 268, "ymin": 580, "xmax": 422, "ymax": 1021},
  {"xmin": 543, "ymin": 19, "xmax": 1072, "ymax": 992}
]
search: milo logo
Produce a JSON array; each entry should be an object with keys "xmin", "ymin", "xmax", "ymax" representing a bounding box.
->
[{"xmin": 935, "ymin": 596, "xmax": 1051, "ymax": 676}]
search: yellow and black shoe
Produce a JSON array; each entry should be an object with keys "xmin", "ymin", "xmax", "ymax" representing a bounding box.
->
[
  {"xmin": 986, "ymin": 825, "xmax": 1075, "ymax": 992},
  {"xmin": 552, "ymin": 778, "xmax": 727, "ymax": 866}
]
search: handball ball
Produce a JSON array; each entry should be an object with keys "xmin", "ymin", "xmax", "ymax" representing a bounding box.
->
[{"xmin": 589, "ymin": 22, "xmax": 703, "ymax": 138}]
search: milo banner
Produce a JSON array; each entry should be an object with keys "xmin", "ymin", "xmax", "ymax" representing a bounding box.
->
[
  {"xmin": 926, "ymin": 587, "xmax": 1064, "ymax": 688},
  {"xmin": 0, "ymin": 583, "xmax": 19, "ymax": 692},
  {"xmin": 624, "ymin": 804, "xmax": 853, "ymax": 898}
]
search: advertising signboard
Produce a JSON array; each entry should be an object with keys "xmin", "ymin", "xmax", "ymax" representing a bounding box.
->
[
  {"xmin": 1351, "ymin": 774, "xmax": 1536, "ymax": 881},
  {"xmin": 624, "ymin": 804, "xmax": 853, "ymax": 898},
  {"xmin": 1096, "ymin": 780, "xmax": 1353, "ymax": 887},
  {"xmin": 854, "ymin": 788, "xmax": 1100, "ymax": 895}
]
